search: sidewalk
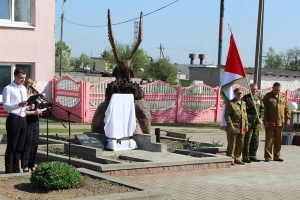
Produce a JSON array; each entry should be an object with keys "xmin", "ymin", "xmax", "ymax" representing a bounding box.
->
[
  {"xmin": 0, "ymin": 117, "xmax": 300, "ymax": 199},
  {"xmin": 121, "ymin": 142, "xmax": 300, "ymax": 200},
  {"xmin": 1, "ymin": 134, "xmax": 300, "ymax": 199}
]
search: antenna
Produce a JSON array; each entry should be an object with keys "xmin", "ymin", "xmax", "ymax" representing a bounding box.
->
[
  {"xmin": 134, "ymin": 21, "xmax": 139, "ymax": 43},
  {"xmin": 159, "ymin": 44, "xmax": 164, "ymax": 59}
]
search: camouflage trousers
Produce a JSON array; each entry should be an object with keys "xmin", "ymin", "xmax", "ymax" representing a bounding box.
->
[{"xmin": 242, "ymin": 124, "xmax": 260, "ymax": 160}]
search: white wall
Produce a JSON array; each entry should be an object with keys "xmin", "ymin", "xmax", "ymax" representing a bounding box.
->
[
  {"xmin": 239, "ymin": 74, "xmax": 300, "ymax": 91},
  {"xmin": 0, "ymin": 0, "xmax": 55, "ymax": 99}
]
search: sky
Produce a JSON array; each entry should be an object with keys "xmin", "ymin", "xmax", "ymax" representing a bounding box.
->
[{"xmin": 55, "ymin": 0, "xmax": 300, "ymax": 68}]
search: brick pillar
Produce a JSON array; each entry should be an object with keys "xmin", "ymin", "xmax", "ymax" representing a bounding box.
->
[
  {"xmin": 215, "ymin": 87, "xmax": 222, "ymax": 122},
  {"xmin": 52, "ymin": 78, "xmax": 57, "ymax": 116},
  {"xmin": 286, "ymin": 89, "xmax": 291, "ymax": 102},
  {"xmin": 82, "ymin": 81, "xmax": 90, "ymax": 123},
  {"xmin": 176, "ymin": 85, "xmax": 182, "ymax": 122}
]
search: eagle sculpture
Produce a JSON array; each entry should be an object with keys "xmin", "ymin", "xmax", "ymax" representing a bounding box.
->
[{"xmin": 107, "ymin": 9, "xmax": 143, "ymax": 82}]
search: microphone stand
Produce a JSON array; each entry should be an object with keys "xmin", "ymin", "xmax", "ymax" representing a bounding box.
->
[
  {"xmin": 36, "ymin": 95, "xmax": 66, "ymax": 162},
  {"xmin": 37, "ymin": 94, "xmax": 82, "ymax": 165}
]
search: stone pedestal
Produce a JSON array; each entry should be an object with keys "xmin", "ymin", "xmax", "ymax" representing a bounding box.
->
[{"xmin": 91, "ymin": 81, "xmax": 151, "ymax": 134}]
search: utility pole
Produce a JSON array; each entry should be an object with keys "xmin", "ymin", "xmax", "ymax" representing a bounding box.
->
[
  {"xmin": 59, "ymin": 0, "xmax": 66, "ymax": 77},
  {"xmin": 217, "ymin": 0, "xmax": 225, "ymax": 66},
  {"xmin": 254, "ymin": 0, "xmax": 264, "ymax": 89},
  {"xmin": 159, "ymin": 44, "xmax": 164, "ymax": 59}
]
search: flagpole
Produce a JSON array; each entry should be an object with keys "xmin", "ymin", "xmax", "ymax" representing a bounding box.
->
[{"xmin": 228, "ymin": 24, "xmax": 264, "ymax": 134}]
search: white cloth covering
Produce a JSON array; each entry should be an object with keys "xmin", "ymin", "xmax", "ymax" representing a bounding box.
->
[{"xmin": 104, "ymin": 94, "xmax": 138, "ymax": 150}]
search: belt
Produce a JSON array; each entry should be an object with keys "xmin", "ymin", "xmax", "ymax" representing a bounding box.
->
[
  {"xmin": 8, "ymin": 113, "xmax": 26, "ymax": 118},
  {"xmin": 107, "ymin": 136, "xmax": 133, "ymax": 144}
]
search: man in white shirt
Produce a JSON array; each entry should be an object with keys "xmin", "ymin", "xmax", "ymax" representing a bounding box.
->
[{"xmin": 2, "ymin": 67, "xmax": 34, "ymax": 173}]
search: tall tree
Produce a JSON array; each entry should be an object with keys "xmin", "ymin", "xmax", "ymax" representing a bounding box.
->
[
  {"xmin": 144, "ymin": 58, "xmax": 178, "ymax": 84},
  {"xmin": 263, "ymin": 47, "xmax": 283, "ymax": 69},
  {"xmin": 279, "ymin": 51, "xmax": 291, "ymax": 69},
  {"xmin": 70, "ymin": 53, "xmax": 93, "ymax": 72},
  {"xmin": 287, "ymin": 47, "xmax": 300, "ymax": 70},
  {"xmin": 55, "ymin": 41, "xmax": 71, "ymax": 72},
  {"xmin": 279, "ymin": 47, "xmax": 300, "ymax": 70},
  {"xmin": 102, "ymin": 43, "xmax": 150, "ymax": 78}
]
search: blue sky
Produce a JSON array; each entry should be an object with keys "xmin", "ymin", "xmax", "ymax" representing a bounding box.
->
[{"xmin": 55, "ymin": 0, "xmax": 300, "ymax": 68}]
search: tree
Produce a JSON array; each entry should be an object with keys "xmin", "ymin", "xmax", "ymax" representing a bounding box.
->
[
  {"xmin": 285, "ymin": 47, "xmax": 300, "ymax": 70},
  {"xmin": 69, "ymin": 57, "xmax": 81, "ymax": 71},
  {"xmin": 102, "ymin": 43, "xmax": 150, "ymax": 78},
  {"xmin": 263, "ymin": 47, "xmax": 283, "ymax": 69},
  {"xmin": 70, "ymin": 53, "xmax": 93, "ymax": 72},
  {"xmin": 144, "ymin": 58, "xmax": 178, "ymax": 84},
  {"xmin": 55, "ymin": 41, "xmax": 71, "ymax": 72}
]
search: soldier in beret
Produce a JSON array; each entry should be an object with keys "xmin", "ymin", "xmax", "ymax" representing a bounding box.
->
[
  {"xmin": 242, "ymin": 83, "xmax": 264, "ymax": 163},
  {"xmin": 263, "ymin": 82, "xmax": 291, "ymax": 162},
  {"xmin": 224, "ymin": 88, "xmax": 248, "ymax": 165}
]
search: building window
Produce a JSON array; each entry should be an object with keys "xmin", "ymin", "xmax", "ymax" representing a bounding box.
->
[
  {"xmin": 0, "ymin": 0, "xmax": 34, "ymax": 28},
  {"xmin": 0, "ymin": 64, "xmax": 32, "ymax": 100}
]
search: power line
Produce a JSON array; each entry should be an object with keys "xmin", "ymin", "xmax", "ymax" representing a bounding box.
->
[
  {"xmin": 239, "ymin": 0, "xmax": 255, "ymax": 29},
  {"xmin": 175, "ymin": 0, "xmax": 210, "ymax": 63},
  {"xmin": 225, "ymin": 10, "xmax": 254, "ymax": 48},
  {"xmin": 63, "ymin": 0, "xmax": 179, "ymax": 28},
  {"xmin": 182, "ymin": 14, "xmax": 218, "ymax": 64}
]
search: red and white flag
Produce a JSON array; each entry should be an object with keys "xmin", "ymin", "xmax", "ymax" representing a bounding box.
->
[{"xmin": 220, "ymin": 34, "xmax": 247, "ymax": 128}]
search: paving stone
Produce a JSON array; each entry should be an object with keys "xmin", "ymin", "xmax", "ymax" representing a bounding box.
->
[{"xmin": 0, "ymin": 124, "xmax": 300, "ymax": 199}]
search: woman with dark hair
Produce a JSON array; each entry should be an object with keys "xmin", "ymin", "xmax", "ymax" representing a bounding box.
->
[{"xmin": 21, "ymin": 78, "xmax": 42, "ymax": 172}]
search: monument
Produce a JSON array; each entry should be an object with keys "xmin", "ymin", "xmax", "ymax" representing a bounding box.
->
[{"xmin": 91, "ymin": 9, "xmax": 151, "ymax": 150}]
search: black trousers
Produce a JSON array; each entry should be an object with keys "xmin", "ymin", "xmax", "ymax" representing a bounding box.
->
[{"xmin": 5, "ymin": 114, "xmax": 27, "ymax": 173}]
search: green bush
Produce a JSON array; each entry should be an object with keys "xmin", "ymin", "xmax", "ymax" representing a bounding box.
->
[{"xmin": 30, "ymin": 161, "xmax": 81, "ymax": 190}]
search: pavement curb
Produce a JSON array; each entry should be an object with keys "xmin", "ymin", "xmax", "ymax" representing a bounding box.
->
[{"xmin": 0, "ymin": 168, "xmax": 172, "ymax": 200}]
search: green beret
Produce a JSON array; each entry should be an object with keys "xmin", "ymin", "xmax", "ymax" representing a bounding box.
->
[{"xmin": 234, "ymin": 88, "xmax": 243, "ymax": 94}]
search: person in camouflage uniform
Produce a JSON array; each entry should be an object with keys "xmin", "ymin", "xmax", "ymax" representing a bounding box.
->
[{"xmin": 242, "ymin": 83, "xmax": 264, "ymax": 163}]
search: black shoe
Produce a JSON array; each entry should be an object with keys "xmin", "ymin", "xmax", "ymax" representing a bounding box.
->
[
  {"xmin": 243, "ymin": 159, "xmax": 251, "ymax": 163},
  {"xmin": 274, "ymin": 158, "xmax": 284, "ymax": 162},
  {"xmin": 250, "ymin": 158, "xmax": 261, "ymax": 162},
  {"xmin": 265, "ymin": 159, "xmax": 271, "ymax": 162}
]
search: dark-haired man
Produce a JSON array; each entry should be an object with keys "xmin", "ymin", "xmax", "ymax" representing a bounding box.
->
[
  {"xmin": 2, "ymin": 67, "xmax": 34, "ymax": 173},
  {"xmin": 263, "ymin": 82, "xmax": 291, "ymax": 162}
]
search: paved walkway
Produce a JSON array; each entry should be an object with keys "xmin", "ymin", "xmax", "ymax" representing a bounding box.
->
[
  {"xmin": 0, "ymin": 118, "xmax": 300, "ymax": 199},
  {"xmin": 121, "ymin": 140, "xmax": 300, "ymax": 200}
]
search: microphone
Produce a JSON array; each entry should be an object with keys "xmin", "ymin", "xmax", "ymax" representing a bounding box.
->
[{"xmin": 28, "ymin": 84, "xmax": 40, "ymax": 94}]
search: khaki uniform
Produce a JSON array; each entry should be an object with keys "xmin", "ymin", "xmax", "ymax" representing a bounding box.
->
[
  {"xmin": 225, "ymin": 98, "xmax": 248, "ymax": 164},
  {"xmin": 242, "ymin": 93, "xmax": 264, "ymax": 160},
  {"xmin": 263, "ymin": 92, "xmax": 291, "ymax": 160}
]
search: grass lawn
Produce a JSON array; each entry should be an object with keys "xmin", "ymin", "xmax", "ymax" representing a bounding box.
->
[
  {"xmin": 0, "ymin": 122, "xmax": 90, "ymax": 126},
  {"xmin": 0, "ymin": 128, "xmax": 91, "ymax": 135},
  {"xmin": 152, "ymin": 122, "xmax": 220, "ymax": 127}
]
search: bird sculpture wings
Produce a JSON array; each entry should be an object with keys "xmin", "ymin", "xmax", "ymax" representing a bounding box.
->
[{"xmin": 107, "ymin": 9, "xmax": 143, "ymax": 82}]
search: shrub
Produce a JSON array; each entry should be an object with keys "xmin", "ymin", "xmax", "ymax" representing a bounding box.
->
[
  {"xmin": 210, "ymin": 140, "xmax": 224, "ymax": 147},
  {"xmin": 30, "ymin": 161, "xmax": 81, "ymax": 190}
]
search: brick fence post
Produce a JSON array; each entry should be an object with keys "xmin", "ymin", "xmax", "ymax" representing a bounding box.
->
[
  {"xmin": 286, "ymin": 89, "xmax": 291, "ymax": 101},
  {"xmin": 52, "ymin": 78, "xmax": 57, "ymax": 114},
  {"xmin": 176, "ymin": 85, "xmax": 182, "ymax": 123},
  {"xmin": 83, "ymin": 81, "xmax": 90, "ymax": 123},
  {"xmin": 215, "ymin": 87, "xmax": 221, "ymax": 122}
]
